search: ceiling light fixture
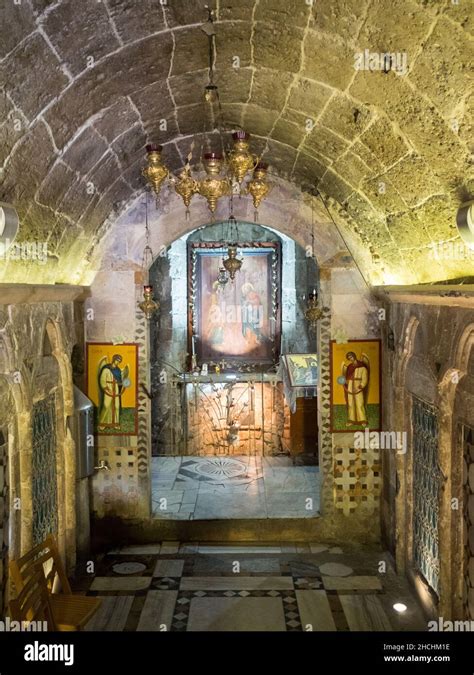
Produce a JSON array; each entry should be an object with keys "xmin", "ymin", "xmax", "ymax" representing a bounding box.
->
[
  {"xmin": 0, "ymin": 202, "xmax": 19, "ymax": 257},
  {"xmin": 304, "ymin": 195, "xmax": 323, "ymax": 331},
  {"xmin": 138, "ymin": 192, "xmax": 159, "ymax": 320},
  {"xmin": 222, "ymin": 208, "xmax": 243, "ymax": 281},
  {"xmin": 141, "ymin": 144, "xmax": 169, "ymax": 207},
  {"xmin": 456, "ymin": 200, "xmax": 474, "ymax": 249},
  {"xmin": 392, "ymin": 603, "xmax": 408, "ymax": 613},
  {"xmin": 141, "ymin": 9, "xmax": 271, "ymax": 218},
  {"xmin": 196, "ymin": 152, "xmax": 232, "ymax": 214},
  {"xmin": 247, "ymin": 162, "xmax": 272, "ymax": 221}
]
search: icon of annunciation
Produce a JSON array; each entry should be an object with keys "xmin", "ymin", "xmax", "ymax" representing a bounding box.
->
[{"xmin": 189, "ymin": 241, "xmax": 281, "ymax": 368}]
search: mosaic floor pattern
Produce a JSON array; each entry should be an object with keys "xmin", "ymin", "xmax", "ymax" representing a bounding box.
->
[
  {"xmin": 151, "ymin": 456, "xmax": 320, "ymax": 520},
  {"xmin": 75, "ymin": 542, "xmax": 427, "ymax": 632}
]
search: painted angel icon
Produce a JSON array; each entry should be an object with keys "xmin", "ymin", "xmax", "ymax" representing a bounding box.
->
[
  {"xmin": 339, "ymin": 351, "xmax": 370, "ymax": 427},
  {"xmin": 97, "ymin": 354, "xmax": 131, "ymax": 430}
]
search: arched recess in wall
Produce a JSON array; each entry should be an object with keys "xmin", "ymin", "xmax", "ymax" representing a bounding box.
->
[
  {"xmin": 142, "ymin": 219, "xmax": 323, "ymax": 518},
  {"xmin": 400, "ymin": 315, "xmax": 444, "ymax": 613},
  {"xmin": 123, "ymin": 185, "xmax": 342, "ymax": 277},
  {"xmin": 393, "ymin": 316, "xmax": 419, "ymax": 572},
  {"xmin": 448, "ymin": 323, "xmax": 474, "ymax": 620},
  {"xmin": 0, "ymin": 372, "xmax": 13, "ymax": 617},
  {"xmin": 395, "ymin": 317, "xmax": 420, "ymax": 390},
  {"xmin": 148, "ymin": 222, "xmax": 319, "ymax": 445},
  {"xmin": 32, "ymin": 319, "xmax": 76, "ymax": 570},
  {"xmin": 0, "ymin": 328, "xmax": 31, "ymax": 611}
]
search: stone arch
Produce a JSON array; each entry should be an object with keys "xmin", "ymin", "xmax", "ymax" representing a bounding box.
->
[
  {"xmin": 106, "ymin": 180, "xmax": 347, "ymax": 277},
  {"xmin": 395, "ymin": 319, "xmax": 474, "ymax": 619},
  {"xmin": 1, "ymin": 2, "xmax": 471, "ymax": 286},
  {"xmin": 395, "ymin": 315, "xmax": 420, "ymax": 388},
  {"xmin": 454, "ymin": 323, "xmax": 474, "ymax": 375},
  {"xmin": 0, "ymin": 330, "xmax": 33, "ymax": 609},
  {"xmin": 0, "ymin": 372, "xmax": 14, "ymax": 615},
  {"xmin": 136, "ymin": 215, "xmax": 327, "ymax": 520},
  {"xmin": 42, "ymin": 318, "xmax": 77, "ymax": 570},
  {"xmin": 393, "ymin": 315, "xmax": 420, "ymax": 574},
  {"xmin": 446, "ymin": 323, "xmax": 474, "ymax": 619}
]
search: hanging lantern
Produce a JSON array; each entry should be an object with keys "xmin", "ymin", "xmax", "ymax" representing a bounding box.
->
[
  {"xmin": 221, "ymin": 214, "xmax": 243, "ymax": 282},
  {"xmin": 137, "ymin": 194, "xmax": 160, "ymax": 321},
  {"xmin": 216, "ymin": 266, "xmax": 229, "ymax": 288},
  {"xmin": 227, "ymin": 131, "xmax": 257, "ymax": 185},
  {"xmin": 139, "ymin": 284, "xmax": 159, "ymax": 320},
  {"xmin": 142, "ymin": 144, "xmax": 169, "ymax": 200},
  {"xmin": 174, "ymin": 167, "xmax": 198, "ymax": 218},
  {"xmin": 222, "ymin": 245, "xmax": 242, "ymax": 281},
  {"xmin": 204, "ymin": 84, "xmax": 219, "ymax": 104},
  {"xmin": 247, "ymin": 162, "xmax": 271, "ymax": 218},
  {"xmin": 304, "ymin": 290, "xmax": 323, "ymax": 332},
  {"xmin": 196, "ymin": 153, "xmax": 232, "ymax": 214}
]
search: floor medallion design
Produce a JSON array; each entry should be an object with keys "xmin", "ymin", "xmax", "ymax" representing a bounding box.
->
[
  {"xmin": 112, "ymin": 562, "xmax": 147, "ymax": 575},
  {"xmin": 177, "ymin": 456, "xmax": 262, "ymax": 486}
]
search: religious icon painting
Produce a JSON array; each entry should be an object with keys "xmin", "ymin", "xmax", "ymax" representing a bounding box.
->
[
  {"xmin": 86, "ymin": 343, "xmax": 139, "ymax": 435},
  {"xmin": 282, "ymin": 354, "xmax": 318, "ymax": 386},
  {"xmin": 188, "ymin": 241, "xmax": 281, "ymax": 368},
  {"xmin": 330, "ymin": 340, "xmax": 381, "ymax": 433}
]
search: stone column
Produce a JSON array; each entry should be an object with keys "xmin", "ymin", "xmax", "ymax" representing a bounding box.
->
[{"xmin": 18, "ymin": 411, "xmax": 33, "ymax": 555}]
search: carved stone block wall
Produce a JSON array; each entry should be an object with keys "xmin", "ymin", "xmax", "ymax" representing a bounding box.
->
[
  {"xmin": 0, "ymin": 290, "xmax": 83, "ymax": 575},
  {"xmin": 176, "ymin": 380, "xmax": 290, "ymax": 457},
  {"xmin": 379, "ymin": 296, "xmax": 474, "ymax": 618}
]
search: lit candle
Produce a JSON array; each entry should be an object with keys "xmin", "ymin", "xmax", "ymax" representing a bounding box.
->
[{"xmin": 144, "ymin": 284, "xmax": 153, "ymax": 293}]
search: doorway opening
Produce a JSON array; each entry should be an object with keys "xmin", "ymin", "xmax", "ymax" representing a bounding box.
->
[{"xmin": 149, "ymin": 221, "xmax": 320, "ymax": 520}]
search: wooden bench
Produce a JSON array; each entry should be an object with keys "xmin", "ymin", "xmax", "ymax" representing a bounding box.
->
[{"xmin": 9, "ymin": 535, "xmax": 101, "ymax": 631}]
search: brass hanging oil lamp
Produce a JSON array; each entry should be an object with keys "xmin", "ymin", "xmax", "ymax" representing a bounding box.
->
[
  {"xmin": 196, "ymin": 153, "xmax": 232, "ymax": 214},
  {"xmin": 304, "ymin": 290, "xmax": 323, "ymax": 332},
  {"xmin": 227, "ymin": 131, "xmax": 257, "ymax": 187},
  {"xmin": 222, "ymin": 214, "xmax": 242, "ymax": 281},
  {"xmin": 139, "ymin": 284, "xmax": 159, "ymax": 320},
  {"xmin": 139, "ymin": 8, "xmax": 273, "ymax": 219},
  {"xmin": 142, "ymin": 144, "xmax": 168, "ymax": 205},
  {"xmin": 216, "ymin": 266, "xmax": 229, "ymax": 288},
  {"xmin": 138, "ymin": 193, "xmax": 159, "ymax": 320},
  {"xmin": 223, "ymin": 245, "xmax": 242, "ymax": 281},
  {"xmin": 247, "ymin": 162, "xmax": 271, "ymax": 220},
  {"xmin": 303, "ymin": 198, "xmax": 322, "ymax": 331},
  {"xmin": 174, "ymin": 167, "xmax": 198, "ymax": 219}
]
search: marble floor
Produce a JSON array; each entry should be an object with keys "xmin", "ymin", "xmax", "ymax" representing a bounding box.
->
[
  {"xmin": 151, "ymin": 456, "xmax": 320, "ymax": 520},
  {"xmin": 75, "ymin": 542, "xmax": 427, "ymax": 632}
]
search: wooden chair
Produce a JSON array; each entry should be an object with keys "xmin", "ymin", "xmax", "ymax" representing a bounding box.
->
[
  {"xmin": 10, "ymin": 535, "xmax": 101, "ymax": 631},
  {"xmin": 9, "ymin": 566, "xmax": 57, "ymax": 630}
]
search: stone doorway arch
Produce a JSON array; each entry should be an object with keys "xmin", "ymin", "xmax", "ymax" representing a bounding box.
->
[{"xmin": 449, "ymin": 323, "xmax": 474, "ymax": 620}]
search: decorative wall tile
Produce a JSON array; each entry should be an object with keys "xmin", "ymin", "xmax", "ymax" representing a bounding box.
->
[
  {"xmin": 135, "ymin": 292, "xmax": 149, "ymax": 478},
  {"xmin": 318, "ymin": 304, "xmax": 333, "ymax": 514},
  {"xmin": 333, "ymin": 446, "xmax": 381, "ymax": 516}
]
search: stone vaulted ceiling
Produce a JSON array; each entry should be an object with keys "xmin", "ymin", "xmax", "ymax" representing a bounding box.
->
[{"xmin": 0, "ymin": 0, "xmax": 473, "ymax": 285}]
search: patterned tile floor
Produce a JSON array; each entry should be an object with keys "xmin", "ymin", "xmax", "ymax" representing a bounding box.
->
[
  {"xmin": 151, "ymin": 456, "xmax": 320, "ymax": 519},
  {"xmin": 76, "ymin": 542, "xmax": 428, "ymax": 632}
]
